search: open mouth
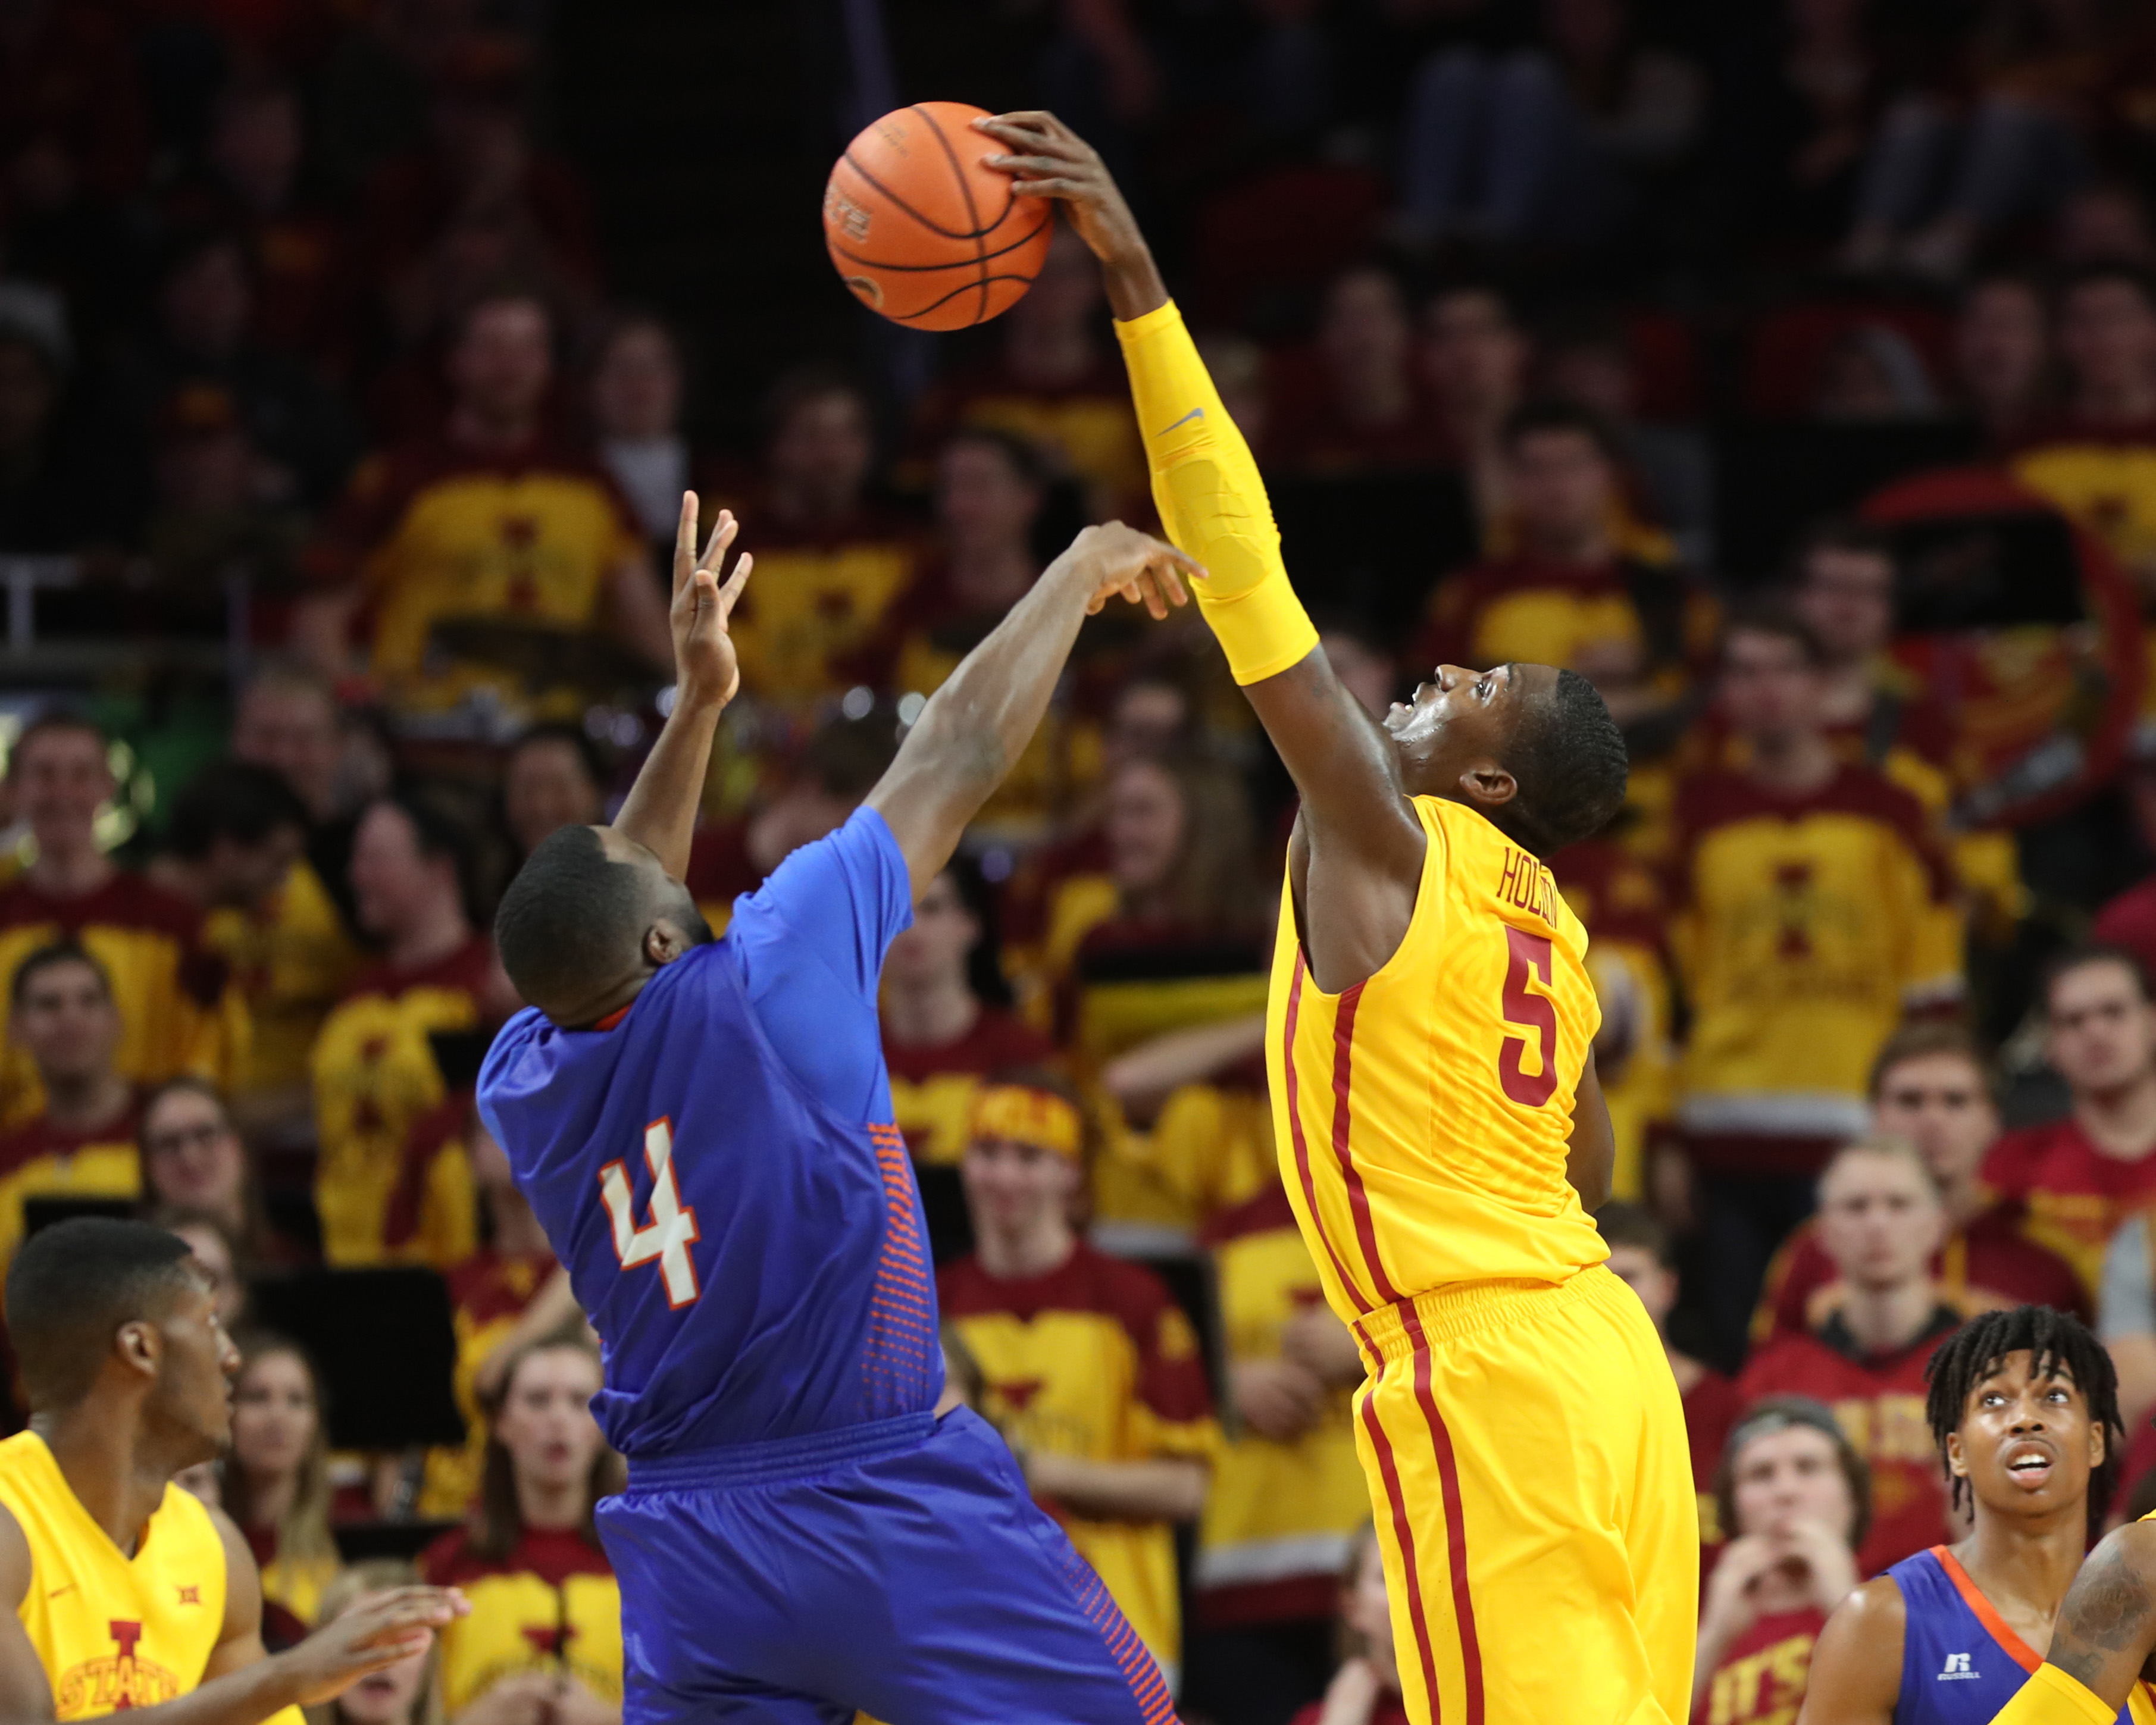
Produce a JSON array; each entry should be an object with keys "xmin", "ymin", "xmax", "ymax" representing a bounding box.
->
[{"xmin": 2005, "ymin": 1444, "xmax": 2055, "ymax": 1485}]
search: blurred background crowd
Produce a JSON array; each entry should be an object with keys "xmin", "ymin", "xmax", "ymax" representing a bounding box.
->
[{"xmin": 7, "ymin": 0, "xmax": 2156, "ymax": 1721}]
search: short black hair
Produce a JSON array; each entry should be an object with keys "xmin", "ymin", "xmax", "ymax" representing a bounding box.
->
[
  {"xmin": 1925, "ymin": 1305, "xmax": 2122, "ymax": 1545},
  {"xmin": 2041, "ymin": 942, "xmax": 2155, "ymax": 1012},
  {"xmin": 494, "ymin": 824, "xmax": 650, "ymax": 1016},
  {"xmin": 6, "ymin": 1217, "xmax": 199, "ymax": 1410},
  {"xmin": 11, "ymin": 940, "xmax": 111, "ymax": 1009},
  {"xmin": 2060, "ymin": 260, "xmax": 2156, "ymax": 313},
  {"xmin": 1593, "ymin": 1200, "xmax": 1671, "ymax": 1267},
  {"xmin": 1496, "ymin": 668, "xmax": 1628, "ymax": 857},
  {"xmin": 8, "ymin": 709, "xmax": 106, "ymax": 776},
  {"xmin": 508, "ymin": 722, "xmax": 607, "ymax": 792},
  {"xmin": 1720, "ymin": 598, "xmax": 1829, "ymax": 669},
  {"xmin": 1500, "ymin": 397, "xmax": 1625, "ymax": 465},
  {"xmin": 164, "ymin": 759, "xmax": 309, "ymax": 860},
  {"xmin": 1788, "ymin": 514, "xmax": 1895, "ymax": 582}
]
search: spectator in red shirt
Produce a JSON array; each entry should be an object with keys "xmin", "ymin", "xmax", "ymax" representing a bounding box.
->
[
  {"xmin": 1692, "ymin": 1399, "xmax": 1867, "ymax": 1725},
  {"xmin": 883, "ymin": 862, "xmax": 1055, "ymax": 1166},
  {"xmin": 1983, "ymin": 946, "xmax": 2156, "ymax": 1300},
  {"xmin": 1754, "ymin": 1022, "xmax": 2086, "ymax": 1347},
  {"xmin": 1268, "ymin": 266, "xmax": 1446, "ymax": 476},
  {"xmin": 1598, "ymin": 1201, "xmax": 1743, "ymax": 1549},
  {"xmin": 1738, "ymin": 1139, "xmax": 1963, "ymax": 1576}
]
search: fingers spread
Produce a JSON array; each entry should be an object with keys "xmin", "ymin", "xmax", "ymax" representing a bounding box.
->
[
  {"xmin": 697, "ymin": 508, "xmax": 736, "ymax": 573},
  {"xmin": 1008, "ymin": 179, "xmax": 1084, "ymax": 199}
]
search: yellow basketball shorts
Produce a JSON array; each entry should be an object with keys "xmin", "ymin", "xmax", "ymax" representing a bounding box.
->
[{"xmin": 1350, "ymin": 1264, "xmax": 1699, "ymax": 1725}]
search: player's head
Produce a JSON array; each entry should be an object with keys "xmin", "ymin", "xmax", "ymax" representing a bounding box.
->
[
  {"xmin": 6, "ymin": 1218, "xmax": 238, "ymax": 1459},
  {"xmin": 493, "ymin": 824, "xmax": 713, "ymax": 1028},
  {"xmin": 1926, "ymin": 1306, "xmax": 2120, "ymax": 1546},
  {"xmin": 959, "ymin": 1075, "xmax": 1087, "ymax": 1244},
  {"xmin": 1594, "ymin": 1201, "xmax": 1676, "ymax": 1338},
  {"xmin": 1385, "ymin": 662, "xmax": 1628, "ymax": 857},
  {"xmin": 1716, "ymin": 1397, "xmax": 1870, "ymax": 1553}
]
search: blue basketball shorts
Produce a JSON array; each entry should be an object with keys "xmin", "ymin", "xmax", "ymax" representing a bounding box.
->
[{"xmin": 597, "ymin": 1407, "xmax": 1178, "ymax": 1724}]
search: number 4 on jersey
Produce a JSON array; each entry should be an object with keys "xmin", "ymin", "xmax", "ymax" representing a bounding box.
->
[{"xmin": 599, "ymin": 1119, "xmax": 702, "ymax": 1307}]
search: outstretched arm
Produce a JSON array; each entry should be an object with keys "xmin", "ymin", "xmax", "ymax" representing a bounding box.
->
[
  {"xmin": 612, "ymin": 495, "xmax": 752, "ymax": 881},
  {"xmin": 1993, "ymin": 1521, "xmax": 2156, "ymax": 1722},
  {"xmin": 981, "ymin": 112, "xmax": 1426, "ymax": 982},
  {"xmin": 867, "ymin": 522, "xmax": 1194, "ymax": 898},
  {"xmin": 0, "ymin": 1501, "xmax": 464, "ymax": 1725}
]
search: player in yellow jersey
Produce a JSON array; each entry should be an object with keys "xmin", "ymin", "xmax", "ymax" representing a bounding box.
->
[
  {"xmin": 0, "ymin": 1217, "xmax": 466, "ymax": 1724},
  {"xmin": 978, "ymin": 111, "xmax": 1697, "ymax": 1725}
]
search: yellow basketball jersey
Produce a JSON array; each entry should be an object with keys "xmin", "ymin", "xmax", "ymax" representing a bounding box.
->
[
  {"xmin": 0, "ymin": 1431, "xmax": 227, "ymax": 1718},
  {"xmin": 1268, "ymin": 796, "xmax": 1609, "ymax": 1317}
]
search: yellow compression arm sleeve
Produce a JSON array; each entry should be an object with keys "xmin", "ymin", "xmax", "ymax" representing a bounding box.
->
[
  {"xmin": 1114, "ymin": 301, "xmax": 1318, "ymax": 686},
  {"xmin": 1992, "ymin": 1664, "xmax": 2121, "ymax": 1725}
]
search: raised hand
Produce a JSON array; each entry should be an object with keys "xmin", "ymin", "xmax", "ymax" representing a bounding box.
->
[
  {"xmin": 972, "ymin": 112, "xmax": 1140, "ymax": 262},
  {"xmin": 670, "ymin": 492, "xmax": 753, "ymax": 712}
]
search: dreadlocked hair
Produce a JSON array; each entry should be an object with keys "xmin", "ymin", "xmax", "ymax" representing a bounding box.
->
[{"xmin": 1923, "ymin": 1305, "xmax": 2122, "ymax": 1545}]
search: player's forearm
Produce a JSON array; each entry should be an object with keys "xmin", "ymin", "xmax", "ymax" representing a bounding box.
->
[
  {"xmin": 1028, "ymin": 1452, "xmax": 1209, "ymax": 1523},
  {"xmin": 612, "ymin": 697, "xmax": 722, "ymax": 882},
  {"xmin": 1098, "ymin": 234, "xmax": 1168, "ymax": 323},
  {"xmin": 116, "ymin": 1653, "xmax": 306, "ymax": 1725},
  {"xmin": 1113, "ymin": 302, "xmax": 1316, "ymax": 688}
]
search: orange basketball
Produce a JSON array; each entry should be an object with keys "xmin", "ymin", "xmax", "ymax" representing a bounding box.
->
[{"xmin": 823, "ymin": 102, "xmax": 1055, "ymax": 331}]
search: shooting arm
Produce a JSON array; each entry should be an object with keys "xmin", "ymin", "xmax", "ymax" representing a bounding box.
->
[
  {"xmin": 867, "ymin": 524, "xmax": 1191, "ymax": 898},
  {"xmin": 609, "ymin": 500, "xmax": 751, "ymax": 881}
]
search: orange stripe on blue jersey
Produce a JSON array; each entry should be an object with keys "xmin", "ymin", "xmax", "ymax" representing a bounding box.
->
[{"xmin": 1268, "ymin": 796, "xmax": 1608, "ymax": 1319}]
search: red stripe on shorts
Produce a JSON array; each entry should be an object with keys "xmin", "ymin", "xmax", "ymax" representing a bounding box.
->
[
  {"xmin": 1282, "ymin": 954, "xmax": 1371, "ymax": 1311},
  {"xmin": 1398, "ymin": 1303, "xmax": 1485, "ymax": 1725},
  {"xmin": 1359, "ymin": 1369, "xmax": 1442, "ymax": 1721},
  {"xmin": 1329, "ymin": 984, "xmax": 1398, "ymax": 1302}
]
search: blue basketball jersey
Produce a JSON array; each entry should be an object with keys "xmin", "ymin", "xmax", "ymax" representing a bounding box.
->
[
  {"xmin": 477, "ymin": 809, "xmax": 942, "ymax": 1458},
  {"xmin": 1889, "ymin": 1545, "xmax": 2136, "ymax": 1725}
]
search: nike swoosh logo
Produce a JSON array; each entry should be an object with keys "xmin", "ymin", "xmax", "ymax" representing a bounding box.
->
[{"xmin": 1157, "ymin": 408, "xmax": 1204, "ymax": 435}]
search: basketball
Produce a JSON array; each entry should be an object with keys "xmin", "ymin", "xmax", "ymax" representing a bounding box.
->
[{"xmin": 822, "ymin": 101, "xmax": 1055, "ymax": 331}]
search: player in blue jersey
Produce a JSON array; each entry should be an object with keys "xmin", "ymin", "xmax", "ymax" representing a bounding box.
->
[
  {"xmin": 477, "ymin": 494, "xmax": 1198, "ymax": 1725},
  {"xmin": 1798, "ymin": 1306, "xmax": 2142, "ymax": 1725}
]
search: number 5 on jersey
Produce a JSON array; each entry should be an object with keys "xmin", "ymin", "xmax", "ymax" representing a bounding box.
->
[
  {"xmin": 599, "ymin": 1118, "xmax": 702, "ymax": 1307},
  {"xmin": 1498, "ymin": 927, "xmax": 1559, "ymax": 1107}
]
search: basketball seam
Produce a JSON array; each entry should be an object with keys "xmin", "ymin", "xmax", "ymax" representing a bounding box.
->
[
  {"xmin": 909, "ymin": 104, "xmax": 990, "ymax": 324},
  {"xmin": 839, "ymin": 151, "xmax": 983, "ymax": 243},
  {"xmin": 883, "ymin": 273, "xmax": 1043, "ymax": 324},
  {"xmin": 828, "ymin": 209, "xmax": 1050, "ymax": 274}
]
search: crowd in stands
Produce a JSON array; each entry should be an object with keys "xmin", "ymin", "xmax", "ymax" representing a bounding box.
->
[{"xmin": 8, "ymin": 0, "xmax": 2156, "ymax": 1723}]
